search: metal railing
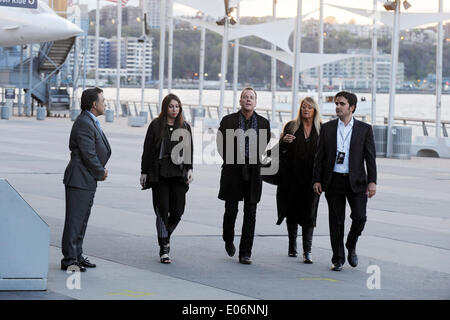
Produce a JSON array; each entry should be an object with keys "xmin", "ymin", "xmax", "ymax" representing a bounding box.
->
[{"xmin": 87, "ymin": 99, "xmax": 450, "ymax": 138}]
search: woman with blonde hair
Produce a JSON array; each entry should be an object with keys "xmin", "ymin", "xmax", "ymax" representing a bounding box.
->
[{"xmin": 276, "ymin": 96, "xmax": 321, "ymax": 263}]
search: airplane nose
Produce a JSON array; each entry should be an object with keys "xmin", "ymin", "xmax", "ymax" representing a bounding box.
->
[
  {"xmin": 52, "ymin": 15, "xmax": 83, "ymax": 39},
  {"xmin": 61, "ymin": 19, "xmax": 83, "ymax": 37}
]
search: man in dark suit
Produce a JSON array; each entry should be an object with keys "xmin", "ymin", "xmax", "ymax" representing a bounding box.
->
[
  {"xmin": 313, "ymin": 91, "xmax": 376, "ymax": 271},
  {"xmin": 61, "ymin": 87, "xmax": 111, "ymax": 272},
  {"xmin": 217, "ymin": 88, "xmax": 271, "ymax": 264}
]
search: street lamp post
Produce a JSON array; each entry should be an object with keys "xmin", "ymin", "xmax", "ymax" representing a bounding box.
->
[
  {"xmin": 318, "ymin": 0, "xmax": 324, "ymax": 111},
  {"xmin": 198, "ymin": 13, "xmax": 206, "ymax": 110},
  {"xmin": 386, "ymin": 0, "xmax": 401, "ymax": 158},
  {"xmin": 116, "ymin": 2, "xmax": 122, "ymax": 117},
  {"xmin": 218, "ymin": 18, "xmax": 229, "ymax": 120},
  {"xmin": 158, "ymin": 0, "xmax": 166, "ymax": 112},
  {"xmin": 436, "ymin": 0, "xmax": 444, "ymax": 137},
  {"xmin": 271, "ymin": 0, "xmax": 277, "ymax": 122},
  {"xmin": 95, "ymin": 0, "xmax": 99, "ymax": 86},
  {"xmin": 291, "ymin": 0, "xmax": 303, "ymax": 119},
  {"xmin": 167, "ymin": 0, "xmax": 173, "ymax": 93},
  {"xmin": 232, "ymin": 4, "xmax": 240, "ymax": 113},
  {"xmin": 371, "ymin": 0, "xmax": 378, "ymax": 125}
]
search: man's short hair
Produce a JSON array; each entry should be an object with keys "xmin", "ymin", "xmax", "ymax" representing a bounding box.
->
[
  {"xmin": 335, "ymin": 91, "xmax": 357, "ymax": 113},
  {"xmin": 81, "ymin": 87, "xmax": 103, "ymax": 111},
  {"xmin": 240, "ymin": 87, "xmax": 257, "ymax": 100}
]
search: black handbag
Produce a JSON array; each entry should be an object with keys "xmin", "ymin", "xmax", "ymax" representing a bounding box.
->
[
  {"xmin": 141, "ymin": 160, "xmax": 160, "ymax": 190},
  {"xmin": 141, "ymin": 171, "xmax": 159, "ymax": 190},
  {"xmin": 261, "ymin": 145, "xmax": 287, "ymax": 186}
]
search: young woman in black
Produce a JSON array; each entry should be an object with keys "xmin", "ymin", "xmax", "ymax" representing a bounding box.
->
[{"xmin": 140, "ymin": 94, "xmax": 193, "ymax": 264}]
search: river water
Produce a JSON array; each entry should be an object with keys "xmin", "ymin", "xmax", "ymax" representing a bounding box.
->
[{"xmin": 102, "ymin": 88, "xmax": 450, "ymax": 122}]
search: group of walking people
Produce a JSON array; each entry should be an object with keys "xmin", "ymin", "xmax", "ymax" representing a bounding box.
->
[{"xmin": 61, "ymin": 86, "xmax": 377, "ymax": 272}]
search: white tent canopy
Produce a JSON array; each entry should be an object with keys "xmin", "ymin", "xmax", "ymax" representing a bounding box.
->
[
  {"xmin": 174, "ymin": 0, "xmax": 241, "ymax": 20},
  {"xmin": 327, "ymin": 3, "xmax": 450, "ymax": 30},
  {"xmin": 240, "ymin": 45, "xmax": 362, "ymax": 70},
  {"xmin": 177, "ymin": 16, "xmax": 297, "ymax": 53}
]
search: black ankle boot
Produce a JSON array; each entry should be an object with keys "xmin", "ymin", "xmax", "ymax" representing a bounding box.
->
[
  {"xmin": 287, "ymin": 223, "xmax": 298, "ymax": 257},
  {"xmin": 302, "ymin": 226, "xmax": 314, "ymax": 263}
]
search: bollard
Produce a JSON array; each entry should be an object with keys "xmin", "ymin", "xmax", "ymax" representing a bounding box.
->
[
  {"xmin": 373, "ymin": 125, "xmax": 387, "ymax": 158},
  {"xmin": 392, "ymin": 126, "xmax": 412, "ymax": 160},
  {"xmin": 191, "ymin": 108, "xmax": 205, "ymax": 127},
  {"xmin": 1, "ymin": 106, "xmax": 11, "ymax": 120},
  {"xmin": 139, "ymin": 111, "xmax": 148, "ymax": 124},
  {"xmin": 36, "ymin": 107, "xmax": 46, "ymax": 120},
  {"xmin": 70, "ymin": 109, "xmax": 81, "ymax": 121},
  {"xmin": 105, "ymin": 109, "xmax": 114, "ymax": 123}
]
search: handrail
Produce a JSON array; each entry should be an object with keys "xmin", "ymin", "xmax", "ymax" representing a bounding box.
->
[{"xmin": 91, "ymin": 99, "xmax": 450, "ymax": 137}]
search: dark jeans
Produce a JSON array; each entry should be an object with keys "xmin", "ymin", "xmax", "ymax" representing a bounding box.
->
[
  {"xmin": 61, "ymin": 186, "xmax": 96, "ymax": 267},
  {"xmin": 222, "ymin": 182, "xmax": 257, "ymax": 258},
  {"xmin": 152, "ymin": 177, "xmax": 187, "ymax": 246},
  {"xmin": 325, "ymin": 173, "xmax": 367, "ymax": 265}
]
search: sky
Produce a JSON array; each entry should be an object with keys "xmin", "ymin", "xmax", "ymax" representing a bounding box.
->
[{"xmin": 77, "ymin": 0, "xmax": 448, "ymax": 25}]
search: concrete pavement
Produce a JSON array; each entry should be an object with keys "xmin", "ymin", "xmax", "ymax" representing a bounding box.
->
[{"xmin": 0, "ymin": 116, "xmax": 449, "ymax": 300}]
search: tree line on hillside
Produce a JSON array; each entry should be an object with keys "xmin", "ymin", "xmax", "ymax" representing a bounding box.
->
[{"xmin": 88, "ymin": 15, "xmax": 449, "ymax": 83}]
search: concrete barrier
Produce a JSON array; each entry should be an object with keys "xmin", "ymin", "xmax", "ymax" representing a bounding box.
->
[
  {"xmin": 128, "ymin": 116, "xmax": 146, "ymax": 127},
  {"xmin": 412, "ymin": 136, "xmax": 450, "ymax": 158}
]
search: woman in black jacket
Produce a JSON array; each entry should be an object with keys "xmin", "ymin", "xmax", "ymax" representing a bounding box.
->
[
  {"xmin": 276, "ymin": 97, "xmax": 321, "ymax": 263},
  {"xmin": 140, "ymin": 94, "xmax": 193, "ymax": 264}
]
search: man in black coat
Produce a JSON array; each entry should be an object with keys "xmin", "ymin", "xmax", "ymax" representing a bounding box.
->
[
  {"xmin": 313, "ymin": 91, "xmax": 376, "ymax": 271},
  {"xmin": 217, "ymin": 88, "xmax": 271, "ymax": 264},
  {"xmin": 61, "ymin": 87, "xmax": 111, "ymax": 272}
]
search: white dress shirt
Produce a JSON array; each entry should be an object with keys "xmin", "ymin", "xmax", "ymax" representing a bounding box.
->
[{"xmin": 333, "ymin": 117, "xmax": 354, "ymax": 174}]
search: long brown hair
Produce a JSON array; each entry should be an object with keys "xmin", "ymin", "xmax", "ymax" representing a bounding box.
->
[{"xmin": 157, "ymin": 93, "xmax": 185, "ymax": 137}]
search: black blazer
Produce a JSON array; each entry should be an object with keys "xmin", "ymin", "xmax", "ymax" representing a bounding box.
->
[
  {"xmin": 63, "ymin": 110, "xmax": 111, "ymax": 191},
  {"xmin": 217, "ymin": 111, "xmax": 271, "ymax": 203},
  {"xmin": 141, "ymin": 118, "xmax": 193, "ymax": 176},
  {"xmin": 313, "ymin": 118, "xmax": 377, "ymax": 194}
]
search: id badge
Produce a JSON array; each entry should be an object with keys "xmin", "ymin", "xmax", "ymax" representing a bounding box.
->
[{"xmin": 336, "ymin": 151, "xmax": 345, "ymax": 164}]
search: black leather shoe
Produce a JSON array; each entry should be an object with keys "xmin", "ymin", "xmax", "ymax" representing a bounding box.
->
[
  {"xmin": 80, "ymin": 257, "xmax": 96, "ymax": 268},
  {"xmin": 61, "ymin": 263, "xmax": 86, "ymax": 272},
  {"xmin": 347, "ymin": 248, "xmax": 358, "ymax": 267},
  {"xmin": 225, "ymin": 242, "xmax": 236, "ymax": 257},
  {"xmin": 288, "ymin": 240, "xmax": 297, "ymax": 257},
  {"xmin": 239, "ymin": 256, "xmax": 252, "ymax": 264},
  {"xmin": 303, "ymin": 252, "xmax": 313, "ymax": 264},
  {"xmin": 331, "ymin": 263, "xmax": 343, "ymax": 271}
]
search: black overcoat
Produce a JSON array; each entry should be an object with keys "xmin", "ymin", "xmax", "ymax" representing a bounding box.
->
[
  {"xmin": 276, "ymin": 121, "xmax": 320, "ymax": 226},
  {"xmin": 217, "ymin": 111, "xmax": 271, "ymax": 203}
]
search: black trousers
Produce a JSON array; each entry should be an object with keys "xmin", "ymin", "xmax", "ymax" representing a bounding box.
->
[
  {"xmin": 61, "ymin": 186, "xmax": 96, "ymax": 267},
  {"xmin": 152, "ymin": 177, "xmax": 187, "ymax": 247},
  {"xmin": 325, "ymin": 173, "xmax": 367, "ymax": 265},
  {"xmin": 223, "ymin": 181, "xmax": 257, "ymax": 258}
]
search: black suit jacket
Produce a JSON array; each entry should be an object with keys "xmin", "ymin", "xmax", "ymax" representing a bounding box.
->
[
  {"xmin": 63, "ymin": 110, "xmax": 111, "ymax": 191},
  {"xmin": 217, "ymin": 111, "xmax": 271, "ymax": 203},
  {"xmin": 313, "ymin": 118, "xmax": 376, "ymax": 194}
]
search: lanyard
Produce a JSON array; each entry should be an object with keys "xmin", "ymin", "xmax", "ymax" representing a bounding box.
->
[{"xmin": 338, "ymin": 125, "xmax": 352, "ymax": 151}]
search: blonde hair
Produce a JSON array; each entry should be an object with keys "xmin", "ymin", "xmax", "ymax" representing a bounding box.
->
[{"xmin": 283, "ymin": 96, "xmax": 321, "ymax": 136}]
